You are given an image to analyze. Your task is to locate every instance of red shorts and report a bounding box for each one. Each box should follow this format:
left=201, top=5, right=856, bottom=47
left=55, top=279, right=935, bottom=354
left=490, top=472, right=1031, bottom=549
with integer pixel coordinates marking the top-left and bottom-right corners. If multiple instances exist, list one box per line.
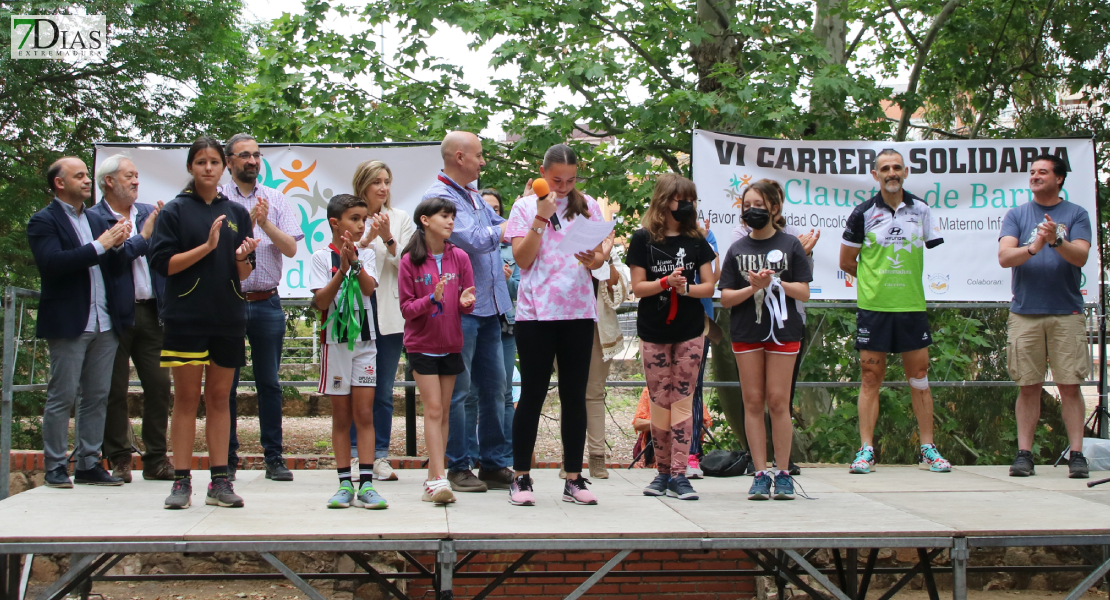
left=732, top=340, right=801, bottom=355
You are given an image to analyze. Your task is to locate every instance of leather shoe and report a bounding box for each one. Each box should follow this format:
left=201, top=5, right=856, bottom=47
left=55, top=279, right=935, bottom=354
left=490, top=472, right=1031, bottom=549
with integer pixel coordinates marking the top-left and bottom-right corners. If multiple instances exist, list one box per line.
left=265, top=460, right=294, bottom=481
left=74, top=464, right=124, bottom=486
left=45, top=466, right=73, bottom=488
left=143, top=461, right=176, bottom=481
left=112, top=459, right=133, bottom=483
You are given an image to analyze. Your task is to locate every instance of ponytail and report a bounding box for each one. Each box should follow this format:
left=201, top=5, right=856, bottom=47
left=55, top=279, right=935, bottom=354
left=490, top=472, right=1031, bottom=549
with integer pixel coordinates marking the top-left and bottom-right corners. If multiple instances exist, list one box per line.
left=404, top=196, right=458, bottom=266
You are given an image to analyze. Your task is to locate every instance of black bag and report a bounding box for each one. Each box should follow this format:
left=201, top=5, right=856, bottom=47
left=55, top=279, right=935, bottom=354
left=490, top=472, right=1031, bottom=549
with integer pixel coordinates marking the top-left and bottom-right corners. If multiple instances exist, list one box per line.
left=701, top=449, right=751, bottom=477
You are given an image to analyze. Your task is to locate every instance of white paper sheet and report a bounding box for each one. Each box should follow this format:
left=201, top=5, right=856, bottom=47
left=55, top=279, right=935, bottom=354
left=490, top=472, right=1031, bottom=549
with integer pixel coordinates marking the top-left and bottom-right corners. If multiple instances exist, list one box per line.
left=555, top=218, right=616, bottom=255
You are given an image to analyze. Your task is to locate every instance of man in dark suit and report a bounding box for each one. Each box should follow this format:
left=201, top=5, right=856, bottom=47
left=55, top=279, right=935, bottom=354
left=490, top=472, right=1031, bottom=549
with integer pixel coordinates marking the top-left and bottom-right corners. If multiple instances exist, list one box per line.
left=27, top=156, right=131, bottom=488
left=90, top=153, right=174, bottom=483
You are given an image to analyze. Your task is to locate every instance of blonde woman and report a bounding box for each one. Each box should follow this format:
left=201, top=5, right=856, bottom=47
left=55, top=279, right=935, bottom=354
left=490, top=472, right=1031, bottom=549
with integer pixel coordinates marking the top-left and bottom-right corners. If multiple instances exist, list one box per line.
left=353, top=160, right=415, bottom=481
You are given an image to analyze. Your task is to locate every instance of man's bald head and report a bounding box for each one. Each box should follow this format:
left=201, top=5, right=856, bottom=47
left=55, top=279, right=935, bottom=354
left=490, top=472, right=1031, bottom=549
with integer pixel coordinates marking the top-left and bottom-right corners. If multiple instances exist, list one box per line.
left=440, top=131, right=486, bottom=184
left=46, top=157, right=93, bottom=203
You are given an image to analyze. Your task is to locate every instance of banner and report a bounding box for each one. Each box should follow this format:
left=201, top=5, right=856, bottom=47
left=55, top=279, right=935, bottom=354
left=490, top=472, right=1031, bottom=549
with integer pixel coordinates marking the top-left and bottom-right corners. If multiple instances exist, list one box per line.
left=93, top=143, right=443, bottom=298
left=691, top=130, right=1100, bottom=302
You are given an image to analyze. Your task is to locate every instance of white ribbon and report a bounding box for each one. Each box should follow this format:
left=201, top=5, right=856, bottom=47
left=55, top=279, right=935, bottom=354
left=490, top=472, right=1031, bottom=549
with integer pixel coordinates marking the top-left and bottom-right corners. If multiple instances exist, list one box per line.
left=761, top=277, right=788, bottom=345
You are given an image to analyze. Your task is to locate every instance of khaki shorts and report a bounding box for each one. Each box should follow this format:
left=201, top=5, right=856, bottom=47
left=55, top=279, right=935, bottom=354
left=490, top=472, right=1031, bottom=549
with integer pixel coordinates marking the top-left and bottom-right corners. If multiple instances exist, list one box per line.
left=1006, top=313, right=1090, bottom=387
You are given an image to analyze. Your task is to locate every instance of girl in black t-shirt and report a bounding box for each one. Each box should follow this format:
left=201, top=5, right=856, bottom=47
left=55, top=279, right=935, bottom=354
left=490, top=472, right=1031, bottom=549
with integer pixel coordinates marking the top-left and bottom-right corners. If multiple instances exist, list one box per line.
left=626, top=174, right=716, bottom=501
left=718, top=179, right=811, bottom=501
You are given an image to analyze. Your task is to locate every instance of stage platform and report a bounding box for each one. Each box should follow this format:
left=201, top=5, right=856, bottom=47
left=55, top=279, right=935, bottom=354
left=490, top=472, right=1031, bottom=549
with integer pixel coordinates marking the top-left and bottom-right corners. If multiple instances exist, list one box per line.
left=4, top=466, right=1110, bottom=600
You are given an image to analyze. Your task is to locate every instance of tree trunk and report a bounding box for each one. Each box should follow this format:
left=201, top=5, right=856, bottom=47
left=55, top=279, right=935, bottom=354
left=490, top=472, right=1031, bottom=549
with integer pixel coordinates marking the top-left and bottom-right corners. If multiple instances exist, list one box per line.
left=813, top=0, right=848, bottom=66
left=690, top=0, right=735, bottom=95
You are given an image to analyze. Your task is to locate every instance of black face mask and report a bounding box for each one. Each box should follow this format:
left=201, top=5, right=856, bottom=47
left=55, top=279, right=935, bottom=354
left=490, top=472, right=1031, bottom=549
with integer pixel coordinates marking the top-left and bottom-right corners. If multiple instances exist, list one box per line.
left=742, top=207, right=771, bottom=230
left=671, top=201, right=696, bottom=223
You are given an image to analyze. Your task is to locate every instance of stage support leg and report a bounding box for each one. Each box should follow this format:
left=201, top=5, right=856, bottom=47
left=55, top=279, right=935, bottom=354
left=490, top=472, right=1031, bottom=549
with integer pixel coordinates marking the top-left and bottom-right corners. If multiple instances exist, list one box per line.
left=259, top=552, right=326, bottom=600
left=346, top=552, right=412, bottom=600
left=1064, top=553, right=1110, bottom=600
left=847, top=549, right=858, bottom=598
left=951, top=538, right=968, bottom=600
left=436, top=540, right=456, bottom=600
left=1, top=554, right=15, bottom=600
left=565, top=549, right=631, bottom=600
left=859, top=548, right=879, bottom=600
left=33, top=553, right=111, bottom=600
left=471, top=550, right=536, bottom=600
left=783, top=549, right=852, bottom=600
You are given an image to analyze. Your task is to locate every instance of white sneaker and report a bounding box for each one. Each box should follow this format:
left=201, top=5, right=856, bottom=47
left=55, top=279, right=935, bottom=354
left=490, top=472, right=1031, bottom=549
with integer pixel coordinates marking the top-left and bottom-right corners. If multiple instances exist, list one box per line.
left=422, top=477, right=455, bottom=504
left=374, top=458, right=398, bottom=481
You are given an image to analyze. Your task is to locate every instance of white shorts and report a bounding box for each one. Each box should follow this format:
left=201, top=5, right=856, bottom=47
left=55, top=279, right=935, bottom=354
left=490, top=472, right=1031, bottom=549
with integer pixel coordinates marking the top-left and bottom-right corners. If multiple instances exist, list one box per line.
left=318, top=339, right=377, bottom=396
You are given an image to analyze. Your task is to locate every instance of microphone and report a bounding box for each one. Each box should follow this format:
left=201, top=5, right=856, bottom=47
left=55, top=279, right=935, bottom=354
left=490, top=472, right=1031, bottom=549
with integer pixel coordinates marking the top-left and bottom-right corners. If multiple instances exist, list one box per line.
left=532, top=179, right=561, bottom=230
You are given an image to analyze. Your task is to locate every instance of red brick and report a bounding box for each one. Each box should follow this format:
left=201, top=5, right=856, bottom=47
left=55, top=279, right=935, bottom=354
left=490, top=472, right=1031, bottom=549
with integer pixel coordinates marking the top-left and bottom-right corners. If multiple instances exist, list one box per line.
left=664, top=561, right=697, bottom=570
left=658, top=582, right=698, bottom=593
left=675, top=594, right=716, bottom=600
left=10, top=452, right=23, bottom=471
left=556, top=563, right=585, bottom=571
left=697, top=581, right=740, bottom=592
left=698, top=561, right=738, bottom=570
left=589, top=583, right=620, bottom=594
left=620, top=583, right=658, bottom=593
left=535, top=552, right=564, bottom=563
left=565, top=552, right=606, bottom=562
left=585, top=562, right=607, bottom=571
left=622, top=562, right=661, bottom=571
left=503, top=585, right=533, bottom=595
left=542, top=584, right=579, bottom=594
left=36, top=453, right=46, bottom=470
left=642, top=551, right=680, bottom=561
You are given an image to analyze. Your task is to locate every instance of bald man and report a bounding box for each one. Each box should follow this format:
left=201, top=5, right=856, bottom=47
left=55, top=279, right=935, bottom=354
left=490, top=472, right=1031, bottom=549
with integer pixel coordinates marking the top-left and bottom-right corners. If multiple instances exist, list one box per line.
left=28, top=157, right=132, bottom=488
left=421, top=132, right=513, bottom=493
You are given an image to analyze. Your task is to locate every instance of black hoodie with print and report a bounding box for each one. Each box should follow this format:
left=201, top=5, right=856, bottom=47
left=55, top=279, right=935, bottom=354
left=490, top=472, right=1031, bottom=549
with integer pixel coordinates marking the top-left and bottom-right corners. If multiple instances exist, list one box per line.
left=149, top=189, right=251, bottom=336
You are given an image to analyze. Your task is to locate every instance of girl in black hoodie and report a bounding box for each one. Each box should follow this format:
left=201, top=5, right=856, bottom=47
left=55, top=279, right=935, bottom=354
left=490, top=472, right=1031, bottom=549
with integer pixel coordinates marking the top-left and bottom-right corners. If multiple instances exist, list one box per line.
left=149, top=136, right=258, bottom=510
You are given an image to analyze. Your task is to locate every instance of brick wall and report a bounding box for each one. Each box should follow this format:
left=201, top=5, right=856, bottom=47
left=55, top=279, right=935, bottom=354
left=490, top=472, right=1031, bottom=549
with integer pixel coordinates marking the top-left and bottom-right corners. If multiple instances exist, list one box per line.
left=404, top=550, right=757, bottom=600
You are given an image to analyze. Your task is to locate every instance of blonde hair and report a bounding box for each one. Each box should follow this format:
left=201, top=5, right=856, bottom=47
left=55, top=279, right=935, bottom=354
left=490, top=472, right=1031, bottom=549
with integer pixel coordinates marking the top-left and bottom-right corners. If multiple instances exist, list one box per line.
left=643, top=173, right=700, bottom=243
left=352, top=160, right=393, bottom=209
left=740, top=179, right=786, bottom=230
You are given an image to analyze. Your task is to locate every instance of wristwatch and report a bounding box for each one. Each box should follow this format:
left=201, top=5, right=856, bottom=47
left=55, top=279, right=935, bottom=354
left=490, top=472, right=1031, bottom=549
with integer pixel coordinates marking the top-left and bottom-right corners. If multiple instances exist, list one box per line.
left=1049, top=237, right=1064, bottom=248
left=529, top=226, right=544, bottom=236
left=384, top=238, right=396, bottom=247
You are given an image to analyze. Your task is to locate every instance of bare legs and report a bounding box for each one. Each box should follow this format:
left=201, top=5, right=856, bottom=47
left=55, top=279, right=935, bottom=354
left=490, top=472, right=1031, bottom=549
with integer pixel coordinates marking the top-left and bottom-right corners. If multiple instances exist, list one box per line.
left=735, top=350, right=796, bottom=471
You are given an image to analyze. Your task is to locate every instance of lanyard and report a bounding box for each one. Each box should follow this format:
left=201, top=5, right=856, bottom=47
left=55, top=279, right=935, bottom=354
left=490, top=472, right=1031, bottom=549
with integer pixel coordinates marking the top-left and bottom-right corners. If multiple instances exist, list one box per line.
left=437, top=174, right=481, bottom=210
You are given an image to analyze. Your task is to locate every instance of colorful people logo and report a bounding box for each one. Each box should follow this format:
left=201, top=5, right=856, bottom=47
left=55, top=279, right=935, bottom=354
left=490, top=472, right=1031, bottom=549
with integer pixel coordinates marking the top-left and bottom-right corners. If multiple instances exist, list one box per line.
left=261, top=158, right=287, bottom=190
left=281, top=159, right=317, bottom=194
left=292, top=182, right=333, bottom=253
left=726, top=174, right=752, bottom=209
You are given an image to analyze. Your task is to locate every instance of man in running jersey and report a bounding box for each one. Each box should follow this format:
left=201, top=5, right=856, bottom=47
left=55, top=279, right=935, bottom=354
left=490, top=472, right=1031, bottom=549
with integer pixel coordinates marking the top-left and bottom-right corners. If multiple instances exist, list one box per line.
left=839, top=149, right=951, bottom=474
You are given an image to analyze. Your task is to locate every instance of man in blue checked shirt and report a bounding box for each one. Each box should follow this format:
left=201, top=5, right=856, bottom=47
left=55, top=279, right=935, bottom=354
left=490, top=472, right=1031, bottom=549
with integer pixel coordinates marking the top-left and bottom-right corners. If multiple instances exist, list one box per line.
left=421, top=131, right=514, bottom=493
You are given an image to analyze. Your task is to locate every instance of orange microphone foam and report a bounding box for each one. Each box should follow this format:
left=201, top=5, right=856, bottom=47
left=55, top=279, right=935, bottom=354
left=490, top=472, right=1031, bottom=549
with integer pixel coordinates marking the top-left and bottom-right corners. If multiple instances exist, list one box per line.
left=532, top=178, right=550, bottom=198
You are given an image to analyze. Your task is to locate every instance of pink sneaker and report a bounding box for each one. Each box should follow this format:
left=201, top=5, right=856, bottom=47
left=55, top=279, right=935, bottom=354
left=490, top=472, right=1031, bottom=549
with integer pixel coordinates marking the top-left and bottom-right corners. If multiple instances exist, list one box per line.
left=509, top=474, right=535, bottom=506
left=562, top=476, right=598, bottom=505
left=687, top=455, right=703, bottom=479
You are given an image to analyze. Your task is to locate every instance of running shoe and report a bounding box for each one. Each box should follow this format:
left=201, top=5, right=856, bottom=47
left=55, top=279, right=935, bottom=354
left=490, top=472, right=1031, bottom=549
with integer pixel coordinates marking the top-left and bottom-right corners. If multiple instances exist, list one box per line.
left=328, top=481, right=355, bottom=508
left=374, top=458, right=398, bottom=481
left=849, top=446, right=876, bottom=474
left=643, top=473, right=669, bottom=496
left=920, top=444, right=952, bottom=472
left=353, top=482, right=388, bottom=509
left=206, top=478, right=244, bottom=508
left=423, top=477, right=456, bottom=504
left=509, top=474, right=535, bottom=506
left=748, top=471, right=773, bottom=500
left=1069, top=451, right=1090, bottom=479
left=773, top=471, right=795, bottom=500
left=687, top=455, right=703, bottom=479
left=563, top=476, right=598, bottom=505
left=666, top=474, right=699, bottom=500
left=1009, top=449, right=1035, bottom=477
left=164, top=478, right=192, bottom=510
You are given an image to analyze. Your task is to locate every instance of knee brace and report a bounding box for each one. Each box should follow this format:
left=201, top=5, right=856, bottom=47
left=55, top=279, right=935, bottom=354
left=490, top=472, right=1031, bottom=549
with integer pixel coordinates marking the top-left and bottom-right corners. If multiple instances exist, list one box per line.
left=909, top=375, right=930, bottom=390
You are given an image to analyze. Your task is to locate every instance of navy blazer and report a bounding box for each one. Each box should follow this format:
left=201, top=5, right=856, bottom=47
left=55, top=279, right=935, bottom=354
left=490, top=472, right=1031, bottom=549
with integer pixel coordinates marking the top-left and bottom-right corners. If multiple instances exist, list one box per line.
left=27, top=199, right=126, bottom=339
left=88, top=200, right=167, bottom=322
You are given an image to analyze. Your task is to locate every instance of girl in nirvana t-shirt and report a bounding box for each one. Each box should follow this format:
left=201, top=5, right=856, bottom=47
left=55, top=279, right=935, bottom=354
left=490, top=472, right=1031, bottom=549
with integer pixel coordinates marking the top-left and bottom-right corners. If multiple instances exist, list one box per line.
left=719, top=179, right=811, bottom=501
left=625, top=173, right=716, bottom=501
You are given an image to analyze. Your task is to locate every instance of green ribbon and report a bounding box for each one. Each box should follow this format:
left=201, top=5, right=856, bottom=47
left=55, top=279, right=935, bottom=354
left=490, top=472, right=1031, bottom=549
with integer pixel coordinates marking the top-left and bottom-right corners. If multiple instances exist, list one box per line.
left=322, top=270, right=365, bottom=351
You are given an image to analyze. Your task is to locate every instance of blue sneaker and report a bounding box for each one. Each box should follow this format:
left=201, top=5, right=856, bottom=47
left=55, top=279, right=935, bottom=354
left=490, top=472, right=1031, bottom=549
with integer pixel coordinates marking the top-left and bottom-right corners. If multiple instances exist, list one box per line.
left=849, top=446, right=876, bottom=474
left=748, top=471, right=772, bottom=500
left=643, top=473, right=669, bottom=496
left=328, top=481, right=355, bottom=508
left=773, top=471, right=795, bottom=500
left=667, top=474, right=699, bottom=500
left=352, top=482, right=388, bottom=510
left=920, top=444, right=952, bottom=472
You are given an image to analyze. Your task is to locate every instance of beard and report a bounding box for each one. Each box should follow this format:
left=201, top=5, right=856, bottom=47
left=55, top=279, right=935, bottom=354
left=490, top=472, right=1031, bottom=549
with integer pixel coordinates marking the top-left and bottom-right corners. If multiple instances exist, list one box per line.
left=882, top=178, right=903, bottom=194
left=235, top=166, right=259, bottom=183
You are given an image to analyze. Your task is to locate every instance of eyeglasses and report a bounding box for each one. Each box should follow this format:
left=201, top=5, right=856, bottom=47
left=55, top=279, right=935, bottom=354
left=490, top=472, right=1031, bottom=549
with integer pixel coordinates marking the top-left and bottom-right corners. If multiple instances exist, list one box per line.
left=233, top=152, right=263, bottom=160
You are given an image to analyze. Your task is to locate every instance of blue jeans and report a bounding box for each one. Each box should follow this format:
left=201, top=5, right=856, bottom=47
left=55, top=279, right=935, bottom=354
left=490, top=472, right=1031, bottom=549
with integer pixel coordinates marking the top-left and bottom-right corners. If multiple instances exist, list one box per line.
left=464, top=329, right=517, bottom=467
left=229, top=295, right=286, bottom=466
left=348, top=332, right=404, bottom=459
left=446, top=314, right=508, bottom=472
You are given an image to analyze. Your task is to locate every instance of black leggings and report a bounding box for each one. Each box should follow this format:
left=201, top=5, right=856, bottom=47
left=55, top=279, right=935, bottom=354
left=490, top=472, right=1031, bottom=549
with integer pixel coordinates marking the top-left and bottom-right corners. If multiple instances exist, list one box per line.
left=513, top=319, right=595, bottom=473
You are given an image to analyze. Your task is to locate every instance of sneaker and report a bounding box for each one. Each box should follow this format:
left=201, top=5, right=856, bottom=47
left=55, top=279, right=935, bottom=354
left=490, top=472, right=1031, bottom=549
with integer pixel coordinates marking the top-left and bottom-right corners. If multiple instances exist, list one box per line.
left=448, top=469, right=488, bottom=492
left=478, top=467, right=514, bottom=490
left=667, top=474, right=699, bottom=500
left=74, top=464, right=124, bottom=486
left=589, top=455, right=609, bottom=479
left=353, top=482, right=388, bottom=509
left=422, top=477, right=456, bottom=504
left=558, top=467, right=567, bottom=479
left=112, top=460, right=133, bottom=483
left=920, top=444, right=952, bottom=472
left=1009, top=449, right=1035, bottom=477
left=773, top=471, right=795, bottom=500
left=44, top=466, right=73, bottom=489
left=143, top=461, right=176, bottom=481
left=686, top=455, right=703, bottom=479
left=265, top=460, right=294, bottom=481
left=509, top=474, right=536, bottom=506
left=748, top=471, right=773, bottom=500
left=374, top=458, right=398, bottom=481
left=206, top=478, right=245, bottom=508
left=643, top=473, right=670, bottom=496
left=562, top=476, right=598, bottom=505
left=849, top=446, right=876, bottom=474
left=328, top=481, right=356, bottom=508
left=1069, top=451, right=1090, bottom=479
left=164, top=478, right=192, bottom=510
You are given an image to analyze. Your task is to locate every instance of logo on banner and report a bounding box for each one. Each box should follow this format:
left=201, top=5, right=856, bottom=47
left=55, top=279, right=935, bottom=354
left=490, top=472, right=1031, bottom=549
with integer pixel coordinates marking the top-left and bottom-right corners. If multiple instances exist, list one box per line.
left=928, top=273, right=949, bottom=294
left=282, top=160, right=318, bottom=193
left=837, top=271, right=855, bottom=287
left=11, top=15, right=106, bottom=60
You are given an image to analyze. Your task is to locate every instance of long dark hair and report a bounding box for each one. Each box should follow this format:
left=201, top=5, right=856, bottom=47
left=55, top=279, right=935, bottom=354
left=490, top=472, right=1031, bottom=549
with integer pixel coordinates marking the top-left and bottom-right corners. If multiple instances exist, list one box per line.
left=184, top=136, right=226, bottom=192
left=542, top=144, right=590, bottom=220
left=403, top=196, right=458, bottom=266
left=644, top=173, right=701, bottom=242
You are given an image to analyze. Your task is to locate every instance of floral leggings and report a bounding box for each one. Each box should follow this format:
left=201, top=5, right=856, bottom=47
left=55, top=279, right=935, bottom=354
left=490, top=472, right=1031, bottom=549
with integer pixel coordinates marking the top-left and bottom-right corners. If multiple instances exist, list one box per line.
left=640, top=337, right=704, bottom=476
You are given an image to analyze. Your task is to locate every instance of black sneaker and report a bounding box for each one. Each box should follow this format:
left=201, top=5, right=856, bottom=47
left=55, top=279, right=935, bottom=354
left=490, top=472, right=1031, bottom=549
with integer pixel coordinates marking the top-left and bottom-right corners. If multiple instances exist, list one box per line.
left=74, top=464, right=124, bottom=486
left=478, top=467, right=514, bottom=490
left=666, top=474, right=699, bottom=500
left=265, top=460, right=293, bottom=481
left=643, top=473, right=669, bottom=496
left=164, top=478, right=192, bottom=510
left=44, top=466, right=73, bottom=488
left=206, top=478, right=245, bottom=507
left=1009, top=449, right=1035, bottom=477
left=1069, top=451, right=1090, bottom=479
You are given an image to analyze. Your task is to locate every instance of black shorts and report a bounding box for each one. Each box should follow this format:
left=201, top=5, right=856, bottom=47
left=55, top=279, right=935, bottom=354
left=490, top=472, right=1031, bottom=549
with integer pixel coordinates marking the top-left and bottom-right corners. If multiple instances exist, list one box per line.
left=408, top=352, right=465, bottom=376
left=855, top=309, right=932, bottom=354
left=161, top=332, right=246, bottom=369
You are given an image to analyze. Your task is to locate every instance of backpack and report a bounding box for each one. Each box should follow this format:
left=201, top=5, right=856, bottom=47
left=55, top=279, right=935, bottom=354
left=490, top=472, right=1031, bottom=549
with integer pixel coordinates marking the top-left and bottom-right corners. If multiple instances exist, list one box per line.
left=701, top=449, right=752, bottom=477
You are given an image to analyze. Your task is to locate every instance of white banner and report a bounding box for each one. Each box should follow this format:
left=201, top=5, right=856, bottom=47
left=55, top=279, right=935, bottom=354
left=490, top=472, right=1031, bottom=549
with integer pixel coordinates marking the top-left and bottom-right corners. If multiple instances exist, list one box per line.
left=93, top=143, right=443, bottom=298
left=691, top=130, right=1100, bottom=302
